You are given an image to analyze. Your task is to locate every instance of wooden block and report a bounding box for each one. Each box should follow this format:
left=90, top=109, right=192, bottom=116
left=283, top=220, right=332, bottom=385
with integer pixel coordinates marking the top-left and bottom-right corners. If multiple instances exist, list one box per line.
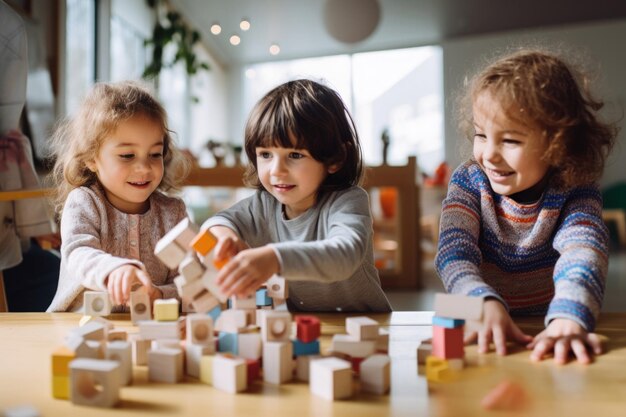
left=107, top=329, right=127, bottom=342
left=131, top=338, right=151, bottom=366
left=148, top=348, right=184, bottom=383
left=190, top=229, right=217, bottom=256
left=481, top=379, right=528, bottom=411
left=376, top=328, right=389, bottom=352
left=310, top=357, right=353, bottom=401
left=292, top=339, right=320, bottom=356
left=432, top=325, right=464, bottom=359
left=346, top=316, right=379, bottom=341
left=434, top=293, right=483, bottom=321
left=190, top=290, right=220, bottom=314
left=215, top=309, right=248, bottom=333
left=83, top=291, right=111, bottom=317
left=360, top=354, right=391, bottom=394
left=199, top=355, right=214, bottom=385
left=186, top=344, right=214, bottom=378
left=330, top=334, right=376, bottom=358
left=212, top=257, right=229, bottom=270
left=78, top=315, right=113, bottom=330
left=154, top=236, right=187, bottom=269
left=151, top=339, right=182, bottom=350
left=417, top=341, right=432, bottom=365
left=105, top=341, right=133, bottom=386
left=432, top=315, right=465, bottom=328
left=169, top=217, right=200, bottom=248
left=230, top=294, right=256, bottom=310
left=51, top=374, right=70, bottom=399
left=245, top=358, right=261, bottom=385
left=261, top=311, right=292, bottom=342
left=266, top=275, right=288, bottom=299
left=238, top=332, right=262, bottom=360
left=52, top=346, right=75, bottom=376
left=212, top=354, right=248, bottom=393
left=263, top=341, right=293, bottom=385
left=130, top=291, right=151, bottom=324
left=296, top=354, right=321, bottom=382
left=153, top=298, right=180, bottom=321
left=255, top=288, right=272, bottom=306
left=187, top=314, right=214, bottom=346
left=138, top=317, right=184, bottom=340
left=69, top=358, right=121, bottom=407
left=218, top=332, right=238, bottom=355
left=296, top=315, right=321, bottom=343
left=200, top=268, right=228, bottom=303
left=65, top=334, right=101, bottom=359
left=69, top=321, right=105, bottom=341
left=425, top=356, right=458, bottom=382
left=179, top=254, right=205, bottom=282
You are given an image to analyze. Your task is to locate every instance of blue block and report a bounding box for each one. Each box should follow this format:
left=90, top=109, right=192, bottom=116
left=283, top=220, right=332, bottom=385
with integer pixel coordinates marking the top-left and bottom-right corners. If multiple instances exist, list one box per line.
left=256, top=289, right=272, bottom=306
left=292, top=339, right=320, bottom=356
left=432, top=316, right=465, bottom=328
left=218, top=332, right=238, bottom=355
left=207, top=305, right=222, bottom=323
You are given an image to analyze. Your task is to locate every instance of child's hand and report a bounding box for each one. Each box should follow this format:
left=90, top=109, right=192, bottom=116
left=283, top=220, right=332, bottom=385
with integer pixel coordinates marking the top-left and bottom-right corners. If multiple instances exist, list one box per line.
left=216, top=246, right=280, bottom=298
left=527, top=319, right=603, bottom=364
left=210, top=226, right=249, bottom=261
left=106, top=265, right=161, bottom=305
left=465, top=299, right=533, bottom=355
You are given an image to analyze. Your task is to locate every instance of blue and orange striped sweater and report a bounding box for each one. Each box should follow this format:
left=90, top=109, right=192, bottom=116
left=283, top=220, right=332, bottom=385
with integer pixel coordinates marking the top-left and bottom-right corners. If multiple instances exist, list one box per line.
left=435, top=161, right=609, bottom=331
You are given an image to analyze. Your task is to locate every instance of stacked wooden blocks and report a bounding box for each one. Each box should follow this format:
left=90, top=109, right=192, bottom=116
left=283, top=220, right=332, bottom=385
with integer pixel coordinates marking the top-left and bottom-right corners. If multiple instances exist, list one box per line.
left=422, top=293, right=484, bottom=382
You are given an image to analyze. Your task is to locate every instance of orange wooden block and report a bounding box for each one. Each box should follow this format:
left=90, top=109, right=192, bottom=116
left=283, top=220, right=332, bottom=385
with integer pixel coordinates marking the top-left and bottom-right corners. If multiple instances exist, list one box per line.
left=213, top=257, right=229, bottom=270
left=481, top=379, right=528, bottom=410
left=432, top=325, right=464, bottom=359
left=191, top=229, right=217, bottom=256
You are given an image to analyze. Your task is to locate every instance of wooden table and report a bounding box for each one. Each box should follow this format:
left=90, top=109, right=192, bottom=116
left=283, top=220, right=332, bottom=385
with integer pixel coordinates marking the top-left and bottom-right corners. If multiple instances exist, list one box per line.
left=0, top=312, right=624, bottom=416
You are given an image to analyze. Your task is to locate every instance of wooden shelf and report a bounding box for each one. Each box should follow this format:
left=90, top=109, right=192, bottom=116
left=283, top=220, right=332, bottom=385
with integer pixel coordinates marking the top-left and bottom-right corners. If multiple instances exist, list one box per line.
left=185, top=156, right=421, bottom=290
left=0, top=188, right=53, bottom=201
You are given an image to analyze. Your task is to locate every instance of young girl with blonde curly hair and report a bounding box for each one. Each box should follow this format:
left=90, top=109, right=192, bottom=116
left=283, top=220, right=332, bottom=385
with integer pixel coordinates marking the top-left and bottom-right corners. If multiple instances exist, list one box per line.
left=47, top=81, right=190, bottom=312
left=436, top=48, right=617, bottom=364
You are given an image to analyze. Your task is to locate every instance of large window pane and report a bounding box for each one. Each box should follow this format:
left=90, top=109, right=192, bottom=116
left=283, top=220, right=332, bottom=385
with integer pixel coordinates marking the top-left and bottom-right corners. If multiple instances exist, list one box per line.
left=65, top=0, right=95, bottom=115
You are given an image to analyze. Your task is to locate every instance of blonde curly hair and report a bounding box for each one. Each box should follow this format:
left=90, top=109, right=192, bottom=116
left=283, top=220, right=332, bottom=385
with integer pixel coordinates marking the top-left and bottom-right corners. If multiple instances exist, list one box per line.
left=48, top=81, right=189, bottom=215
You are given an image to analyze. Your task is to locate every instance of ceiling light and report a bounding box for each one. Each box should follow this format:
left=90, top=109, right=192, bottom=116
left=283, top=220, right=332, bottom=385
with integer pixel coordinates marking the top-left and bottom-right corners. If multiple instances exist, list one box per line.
left=229, top=35, right=241, bottom=46
left=210, top=23, right=221, bottom=35
left=240, top=19, right=251, bottom=31
left=269, top=44, right=280, bottom=55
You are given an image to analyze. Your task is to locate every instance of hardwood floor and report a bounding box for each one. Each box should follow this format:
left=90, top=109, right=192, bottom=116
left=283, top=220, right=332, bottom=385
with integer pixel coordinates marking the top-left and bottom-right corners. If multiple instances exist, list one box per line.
left=386, top=249, right=626, bottom=313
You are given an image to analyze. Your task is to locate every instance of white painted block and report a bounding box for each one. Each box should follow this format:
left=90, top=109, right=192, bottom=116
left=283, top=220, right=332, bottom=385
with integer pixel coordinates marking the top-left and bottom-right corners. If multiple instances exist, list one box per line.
left=346, top=316, right=379, bottom=341
left=148, top=348, right=184, bottom=383
left=330, top=334, right=376, bottom=358
left=296, top=354, right=322, bottom=382
left=360, top=354, right=390, bottom=395
left=237, top=332, right=262, bottom=360
left=186, top=344, right=214, bottom=378
left=154, top=237, right=186, bottom=270
left=69, top=358, right=121, bottom=407
left=310, top=357, right=353, bottom=401
left=83, top=291, right=111, bottom=316
left=266, top=275, right=288, bottom=299
left=262, top=341, right=293, bottom=385
left=212, top=355, right=247, bottom=393
left=105, top=341, right=132, bottom=385
left=187, top=314, right=214, bottom=346
left=261, top=311, right=292, bottom=342
left=130, top=291, right=151, bottom=324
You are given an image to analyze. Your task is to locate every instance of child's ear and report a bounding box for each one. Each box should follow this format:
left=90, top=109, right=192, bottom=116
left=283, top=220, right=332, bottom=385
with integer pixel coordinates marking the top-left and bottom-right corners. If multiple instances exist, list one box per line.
left=327, top=163, right=341, bottom=174
left=86, top=159, right=97, bottom=173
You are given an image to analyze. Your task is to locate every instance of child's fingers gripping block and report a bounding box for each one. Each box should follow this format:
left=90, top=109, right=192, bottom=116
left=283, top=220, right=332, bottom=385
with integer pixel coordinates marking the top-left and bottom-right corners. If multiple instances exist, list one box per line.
left=213, top=257, right=229, bottom=270
left=191, top=229, right=218, bottom=256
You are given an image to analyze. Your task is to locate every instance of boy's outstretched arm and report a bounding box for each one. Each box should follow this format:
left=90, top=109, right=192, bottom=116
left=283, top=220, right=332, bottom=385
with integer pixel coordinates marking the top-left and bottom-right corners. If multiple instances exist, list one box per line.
left=215, top=245, right=280, bottom=298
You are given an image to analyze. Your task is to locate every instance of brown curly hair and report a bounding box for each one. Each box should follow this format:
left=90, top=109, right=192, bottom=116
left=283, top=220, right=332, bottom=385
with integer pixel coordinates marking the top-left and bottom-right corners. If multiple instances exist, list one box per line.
left=458, top=48, right=618, bottom=188
left=48, top=81, right=189, bottom=215
left=243, top=79, right=363, bottom=194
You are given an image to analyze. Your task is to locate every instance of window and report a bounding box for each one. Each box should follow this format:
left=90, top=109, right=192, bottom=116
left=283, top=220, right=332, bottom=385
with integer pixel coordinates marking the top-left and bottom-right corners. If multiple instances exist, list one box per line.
left=241, top=46, right=443, bottom=174
left=64, top=0, right=95, bottom=115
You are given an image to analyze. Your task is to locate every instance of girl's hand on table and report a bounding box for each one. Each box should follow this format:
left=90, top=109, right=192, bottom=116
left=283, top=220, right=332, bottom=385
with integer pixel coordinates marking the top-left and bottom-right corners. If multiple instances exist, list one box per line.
left=527, top=318, right=603, bottom=364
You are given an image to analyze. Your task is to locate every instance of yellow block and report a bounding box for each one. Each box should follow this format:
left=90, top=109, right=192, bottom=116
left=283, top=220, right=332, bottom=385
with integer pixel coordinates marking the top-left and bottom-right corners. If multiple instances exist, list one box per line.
left=52, top=374, right=70, bottom=399
left=425, top=355, right=458, bottom=382
left=199, top=355, right=214, bottom=385
left=51, top=346, right=75, bottom=376
left=191, top=229, right=217, bottom=256
left=154, top=298, right=180, bottom=321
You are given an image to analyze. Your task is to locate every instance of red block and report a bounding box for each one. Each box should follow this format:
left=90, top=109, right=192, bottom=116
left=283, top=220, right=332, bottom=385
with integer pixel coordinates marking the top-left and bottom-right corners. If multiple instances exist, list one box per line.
left=351, top=357, right=365, bottom=375
left=296, top=315, right=321, bottom=343
left=432, top=325, right=464, bottom=359
left=246, top=358, right=260, bottom=385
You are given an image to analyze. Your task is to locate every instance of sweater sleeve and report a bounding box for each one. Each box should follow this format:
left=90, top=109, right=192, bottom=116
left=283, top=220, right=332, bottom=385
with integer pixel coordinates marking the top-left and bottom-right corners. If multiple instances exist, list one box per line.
left=435, top=164, right=506, bottom=305
left=273, top=188, right=372, bottom=283
left=61, top=189, right=143, bottom=292
left=547, top=186, right=609, bottom=331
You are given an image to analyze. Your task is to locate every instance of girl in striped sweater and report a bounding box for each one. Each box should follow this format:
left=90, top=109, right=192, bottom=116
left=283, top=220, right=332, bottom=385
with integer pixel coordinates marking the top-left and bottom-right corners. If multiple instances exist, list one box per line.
left=435, top=48, right=617, bottom=364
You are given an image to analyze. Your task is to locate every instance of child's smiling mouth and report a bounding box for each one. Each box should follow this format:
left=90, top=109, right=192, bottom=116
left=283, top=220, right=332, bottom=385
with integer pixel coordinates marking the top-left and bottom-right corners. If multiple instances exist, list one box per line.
left=128, top=180, right=151, bottom=188
left=273, top=184, right=295, bottom=192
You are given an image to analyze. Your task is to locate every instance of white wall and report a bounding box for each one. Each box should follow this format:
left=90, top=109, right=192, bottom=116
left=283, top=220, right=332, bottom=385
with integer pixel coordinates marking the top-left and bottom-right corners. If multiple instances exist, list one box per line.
left=442, top=19, right=626, bottom=188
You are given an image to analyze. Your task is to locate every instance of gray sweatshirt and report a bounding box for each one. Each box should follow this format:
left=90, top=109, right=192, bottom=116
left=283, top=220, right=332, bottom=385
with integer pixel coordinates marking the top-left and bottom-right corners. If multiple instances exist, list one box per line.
left=203, top=186, right=392, bottom=313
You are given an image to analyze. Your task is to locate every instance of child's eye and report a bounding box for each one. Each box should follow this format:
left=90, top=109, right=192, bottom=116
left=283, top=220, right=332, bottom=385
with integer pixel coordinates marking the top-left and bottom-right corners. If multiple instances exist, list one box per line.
left=150, top=152, right=163, bottom=159
left=119, top=154, right=134, bottom=160
left=289, top=152, right=304, bottom=159
left=473, top=133, right=486, bottom=141
left=503, top=139, right=521, bottom=145
left=257, top=151, right=271, bottom=159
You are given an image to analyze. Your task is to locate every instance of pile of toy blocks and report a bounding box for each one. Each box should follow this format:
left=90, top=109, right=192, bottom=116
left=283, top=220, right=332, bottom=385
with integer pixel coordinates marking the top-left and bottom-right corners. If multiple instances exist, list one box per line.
left=50, top=218, right=392, bottom=408
left=418, top=293, right=483, bottom=382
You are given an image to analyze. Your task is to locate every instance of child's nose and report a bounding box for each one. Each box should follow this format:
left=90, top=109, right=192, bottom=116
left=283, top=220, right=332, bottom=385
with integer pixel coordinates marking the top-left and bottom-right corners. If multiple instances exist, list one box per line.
left=483, top=140, right=501, bottom=162
left=134, top=158, right=151, bottom=173
left=270, top=158, right=287, bottom=175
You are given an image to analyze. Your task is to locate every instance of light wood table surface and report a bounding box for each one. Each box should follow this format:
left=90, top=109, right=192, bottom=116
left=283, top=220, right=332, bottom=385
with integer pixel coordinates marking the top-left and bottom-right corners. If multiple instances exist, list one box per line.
left=0, top=312, right=624, bottom=416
